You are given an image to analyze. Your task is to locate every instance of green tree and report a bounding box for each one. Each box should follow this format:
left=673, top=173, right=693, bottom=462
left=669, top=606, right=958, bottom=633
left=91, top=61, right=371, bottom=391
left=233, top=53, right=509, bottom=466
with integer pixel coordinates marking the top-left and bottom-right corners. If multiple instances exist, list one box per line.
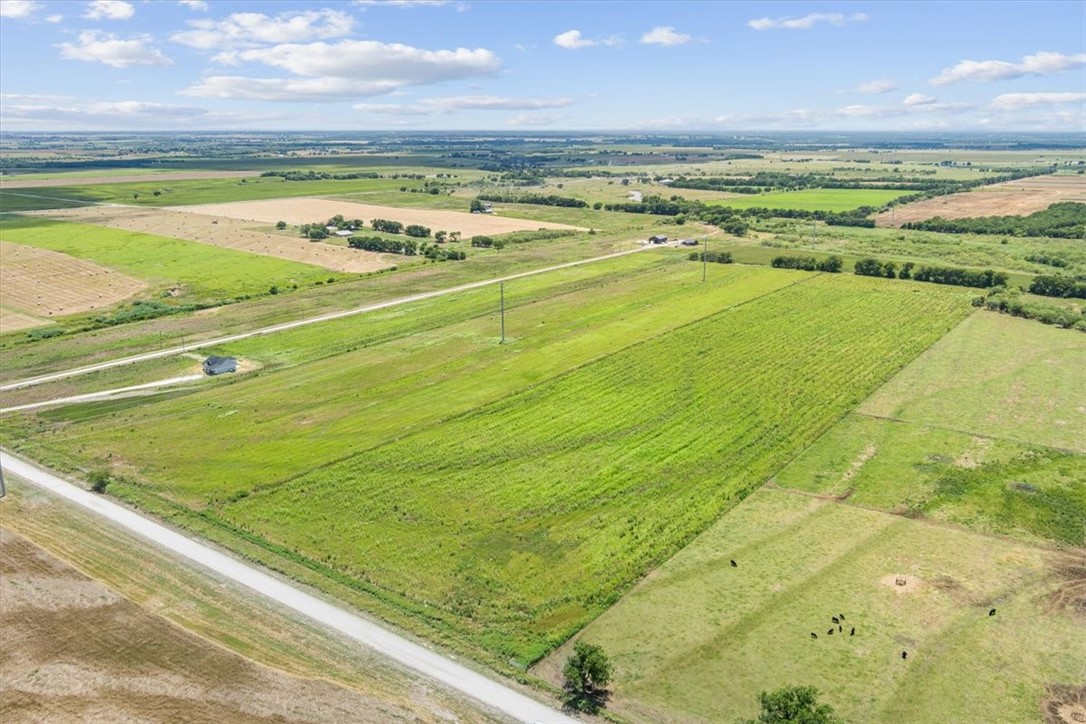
left=743, top=686, right=842, bottom=724
left=562, top=642, right=612, bottom=714
left=470, top=198, right=485, bottom=212
left=276, top=220, right=287, bottom=230
left=88, top=470, right=111, bottom=494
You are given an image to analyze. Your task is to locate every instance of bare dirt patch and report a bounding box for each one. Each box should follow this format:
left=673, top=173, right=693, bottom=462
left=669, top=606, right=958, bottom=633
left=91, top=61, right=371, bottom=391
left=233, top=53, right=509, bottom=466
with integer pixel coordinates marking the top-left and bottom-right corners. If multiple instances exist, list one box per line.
left=1041, top=551, right=1086, bottom=621
left=36, top=206, right=389, bottom=274
left=880, top=573, right=922, bottom=594
left=0, top=528, right=460, bottom=723
left=0, top=170, right=262, bottom=189
left=177, top=197, right=584, bottom=238
left=0, top=240, right=146, bottom=325
left=875, top=175, right=1086, bottom=227
left=1043, top=684, right=1086, bottom=724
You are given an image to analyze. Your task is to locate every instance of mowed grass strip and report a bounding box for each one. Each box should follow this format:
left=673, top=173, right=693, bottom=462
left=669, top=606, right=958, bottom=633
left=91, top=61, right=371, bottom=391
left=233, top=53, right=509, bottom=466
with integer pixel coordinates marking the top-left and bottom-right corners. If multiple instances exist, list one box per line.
left=0, top=216, right=340, bottom=302
left=16, top=258, right=798, bottom=502
left=858, top=312, right=1086, bottom=452
left=548, top=487, right=1083, bottom=723
left=217, top=274, right=971, bottom=663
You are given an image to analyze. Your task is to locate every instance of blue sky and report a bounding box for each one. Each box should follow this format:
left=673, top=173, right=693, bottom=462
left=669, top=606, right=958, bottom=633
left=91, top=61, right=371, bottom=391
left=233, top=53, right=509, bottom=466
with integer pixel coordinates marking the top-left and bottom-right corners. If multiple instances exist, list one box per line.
left=1, top=0, right=1083, bottom=131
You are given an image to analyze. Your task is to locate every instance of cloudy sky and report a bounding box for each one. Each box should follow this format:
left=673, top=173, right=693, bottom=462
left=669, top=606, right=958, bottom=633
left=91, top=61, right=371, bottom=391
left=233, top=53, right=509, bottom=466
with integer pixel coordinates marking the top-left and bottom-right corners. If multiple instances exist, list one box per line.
left=0, top=0, right=1083, bottom=132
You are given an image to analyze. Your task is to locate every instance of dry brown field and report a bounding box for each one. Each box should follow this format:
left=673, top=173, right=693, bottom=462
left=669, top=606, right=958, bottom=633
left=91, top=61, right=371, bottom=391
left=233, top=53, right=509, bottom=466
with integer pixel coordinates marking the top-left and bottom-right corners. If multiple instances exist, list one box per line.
left=0, top=528, right=492, bottom=724
left=0, top=308, right=49, bottom=334
left=176, top=197, right=584, bottom=237
left=875, top=174, right=1086, bottom=227
left=38, top=206, right=390, bottom=273
left=0, top=241, right=145, bottom=331
left=0, top=170, right=262, bottom=189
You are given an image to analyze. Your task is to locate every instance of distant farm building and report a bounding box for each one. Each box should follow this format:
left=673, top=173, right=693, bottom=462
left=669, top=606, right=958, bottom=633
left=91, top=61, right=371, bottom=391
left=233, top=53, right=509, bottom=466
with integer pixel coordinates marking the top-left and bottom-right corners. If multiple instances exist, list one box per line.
left=203, top=355, right=237, bottom=376
left=482, top=203, right=494, bottom=213
left=334, top=229, right=353, bottom=237
left=680, top=238, right=699, bottom=246
left=649, top=234, right=669, bottom=244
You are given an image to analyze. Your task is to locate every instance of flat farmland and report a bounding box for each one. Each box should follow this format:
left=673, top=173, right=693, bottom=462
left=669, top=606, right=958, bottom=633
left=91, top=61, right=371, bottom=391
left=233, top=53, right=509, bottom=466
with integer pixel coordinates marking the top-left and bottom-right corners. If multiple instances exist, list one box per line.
left=1, top=265, right=972, bottom=664
left=174, top=197, right=585, bottom=237
left=0, top=241, right=145, bottom=329
left=538, top=487, right=1085, bottom=723
left=39, top=205, right=390, bottom=274
left=0, top=217, right=344, bottom=304
left=0, top=170, right=263, bottom=188
left=875, top=174, right=1086, bottom=226
left=704, top=188, right=908, bottom=212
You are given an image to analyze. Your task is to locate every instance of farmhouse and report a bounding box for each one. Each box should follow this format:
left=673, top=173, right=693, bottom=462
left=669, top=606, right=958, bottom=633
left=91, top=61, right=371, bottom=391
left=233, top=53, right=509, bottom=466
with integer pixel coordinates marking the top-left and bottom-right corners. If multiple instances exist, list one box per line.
left=203, top=355, right=237, bottom=376
left=680, top=238, right=699, bottom=246
left=649, top=234, right=669, bottom=244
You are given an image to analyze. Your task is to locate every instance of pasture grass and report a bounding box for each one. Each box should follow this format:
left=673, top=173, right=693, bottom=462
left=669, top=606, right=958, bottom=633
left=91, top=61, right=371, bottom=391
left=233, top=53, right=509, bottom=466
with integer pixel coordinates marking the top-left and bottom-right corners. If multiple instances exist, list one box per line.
left=858, top=312, right=1086, bottom=452
left=0, top=216, right=342, bottom=303
left=701, top=188, right=914, bottom=212
left=544, top=487, right=1085, bottom=723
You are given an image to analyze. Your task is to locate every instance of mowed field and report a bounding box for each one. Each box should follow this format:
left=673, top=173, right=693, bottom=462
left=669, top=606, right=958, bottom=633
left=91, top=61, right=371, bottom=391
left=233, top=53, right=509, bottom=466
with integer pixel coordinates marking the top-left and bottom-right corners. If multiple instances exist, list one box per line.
left=0, top=508, right=500, bottom=724
left=2, top=259, right=973, bottom=665
left=0, top=170, right=264, bottom=188
left=702, top=188, right=909, bottom=212
left=0, top=241, right=145, bottom=332
left=176, top=197, right=584, bottom=236
left=541, top=310, right=1085, bottom=723
left=875, top=174, right=1086, bottom=226
left=40, top=205, right=390, bottom=274
left=0, top=216, right=345, bottom=305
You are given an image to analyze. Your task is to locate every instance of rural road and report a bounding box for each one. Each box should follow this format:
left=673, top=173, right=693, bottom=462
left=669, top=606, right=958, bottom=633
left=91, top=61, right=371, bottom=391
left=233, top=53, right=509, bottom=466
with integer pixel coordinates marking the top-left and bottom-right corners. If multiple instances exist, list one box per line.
left=2, top=241, right=671, bottom=392
left=0, top=451, right=578, bottom=724
left=0, top=374, right=204, bottom=414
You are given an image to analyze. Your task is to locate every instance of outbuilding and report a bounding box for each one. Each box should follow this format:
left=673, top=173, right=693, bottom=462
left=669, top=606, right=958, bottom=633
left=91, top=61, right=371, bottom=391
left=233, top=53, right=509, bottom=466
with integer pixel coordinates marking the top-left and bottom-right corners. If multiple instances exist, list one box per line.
left=649, top=234, right=669, bottom=244
left=680, top=238, right=699, bottom=246
left=203, top=355, right=237, bottom=376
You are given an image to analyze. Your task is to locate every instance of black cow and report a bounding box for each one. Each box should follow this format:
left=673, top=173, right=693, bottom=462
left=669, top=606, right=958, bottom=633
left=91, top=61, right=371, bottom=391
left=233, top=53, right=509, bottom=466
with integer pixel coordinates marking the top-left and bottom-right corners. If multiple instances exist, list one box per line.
left=730, top=560, right=738, bottom=567
left=811, top=632, right=818, bottom=639
left=989, top=608, right=996, bottom=616
left=901, top=651, right=908, bottom=660
left=850, top=627, right=855, bottom=636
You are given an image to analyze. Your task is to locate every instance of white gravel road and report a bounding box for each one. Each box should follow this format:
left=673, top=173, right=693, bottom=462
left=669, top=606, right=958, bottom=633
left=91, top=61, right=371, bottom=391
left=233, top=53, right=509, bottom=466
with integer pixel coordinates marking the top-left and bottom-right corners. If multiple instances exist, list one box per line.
left=0, top=452, right=578, bottom=724
left=0, top=374, right=205, bottom=414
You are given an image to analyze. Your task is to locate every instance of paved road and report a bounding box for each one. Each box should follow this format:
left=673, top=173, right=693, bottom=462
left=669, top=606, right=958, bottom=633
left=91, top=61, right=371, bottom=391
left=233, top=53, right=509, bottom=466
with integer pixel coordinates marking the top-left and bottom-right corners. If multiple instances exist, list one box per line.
left=0, top=374, right=205, bottom=414
left=0, top=451, right=577, bottom=724
left=2, top=243, right=664, bottom=392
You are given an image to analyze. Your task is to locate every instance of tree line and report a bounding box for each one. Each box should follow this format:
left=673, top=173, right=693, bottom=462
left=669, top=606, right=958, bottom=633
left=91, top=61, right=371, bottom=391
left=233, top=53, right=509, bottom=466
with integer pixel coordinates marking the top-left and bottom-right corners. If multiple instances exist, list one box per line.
left=854, top=258, right=1008, bottom=287
left=771, top=255, right=844, bottom=272
left=475, top=193, right=588, bottom=208
left=900, top=202, right=1086, bottom=239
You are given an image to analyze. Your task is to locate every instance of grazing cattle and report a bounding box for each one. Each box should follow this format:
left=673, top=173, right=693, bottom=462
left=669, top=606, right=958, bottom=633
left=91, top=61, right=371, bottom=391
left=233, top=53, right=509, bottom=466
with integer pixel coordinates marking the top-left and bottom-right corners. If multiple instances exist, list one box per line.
left=989, top=608, right=997, bottom=616
left=901, top=651, right=908, bottom=660
left=811, top=632, right=818, bottom=639
left=730, top=560, right=738, bottom=567
left=850, top=627, right=855, bottom=636
left=839, top=614, right=845, bottom=620
left=832, top=616, right=839, bottom=624
left=838, top=625, right=843, bottom=632
left=827, top=628, right=834, bottom=636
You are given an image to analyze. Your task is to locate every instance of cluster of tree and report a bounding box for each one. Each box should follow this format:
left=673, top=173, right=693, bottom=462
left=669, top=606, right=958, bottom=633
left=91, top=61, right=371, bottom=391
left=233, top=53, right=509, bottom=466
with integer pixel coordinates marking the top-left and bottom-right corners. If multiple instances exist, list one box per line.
left=371, top=218, right=405, bottom=234
left=975, top=288, right=1086, bottom=331
left=1029, top=274, right=1086, bottom=299
left=603, top=195, right=686, bottom=215
left=1024, top=252, right=1071, bottom=268
left=423, top=245, right=465, bottom=261
left=475, top=193, right=588, bottom=208
left=668, top=169, right=1050, bottom=194
left=404, top=224, right=431, bottom=238
left=771, top=255, right=843, bottom=272
left=433, top=230, right=461, bottom=243
left=689, top=250, right=734, bottom=264
left=855, top=257, right=1007, bottom=287
left=299, top=215, right=362, bottom=239
left=742, top=686, right=843, bottom=724
left=348, top=235, right=418, bottom=255
left=260, top=170, right=381, bottom=181
left=470, top=235, right=507, bottom=249
left=901, top=202, right=1086, bottom=238
left=603, top=195, right=876, bottom=228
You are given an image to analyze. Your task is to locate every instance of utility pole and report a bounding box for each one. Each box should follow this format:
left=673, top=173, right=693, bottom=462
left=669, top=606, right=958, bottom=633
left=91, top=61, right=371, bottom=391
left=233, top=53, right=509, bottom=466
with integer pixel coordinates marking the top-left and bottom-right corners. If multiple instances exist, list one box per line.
left=499, top=282, right=505, bottom=344
left=702, top=240, right=707, bottom=282
left=0, top=459, right=7, bottom=499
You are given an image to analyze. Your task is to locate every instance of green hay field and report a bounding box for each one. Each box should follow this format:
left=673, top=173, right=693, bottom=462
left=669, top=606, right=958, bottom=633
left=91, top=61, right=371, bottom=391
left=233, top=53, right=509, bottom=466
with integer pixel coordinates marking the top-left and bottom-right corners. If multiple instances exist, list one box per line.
left=2, top=265, right=971, bottom=664
left=701, top=188, right=909, bottom=212
left=0, top=216, right=344, bottom=302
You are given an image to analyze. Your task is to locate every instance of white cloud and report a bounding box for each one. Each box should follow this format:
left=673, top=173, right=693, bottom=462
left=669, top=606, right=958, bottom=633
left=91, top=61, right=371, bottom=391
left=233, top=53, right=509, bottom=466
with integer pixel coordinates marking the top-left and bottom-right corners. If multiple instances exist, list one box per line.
left=354, top=95, right=574, bottom=115
left=177, top=0, right=208, bottom=10
left=553, top=29, right=620, bottom=49
left=930, top=51, right=1086, bottom=86
left=2, top=99, right=207, bottom=125
left=82, top=0, right=134, bottom=20
left=182, top=40, right=500, bottom=100
left=507, top=113, right=563, bottom=126
left=836, top=100, right=972, bottom=118
left=0, top=0, right=40, bottom=18
left=171, top=9, right=356, bottom=51
left=989, top=92, right=1086, bottom=111
left=748, top=12, right=867, bottom=31
left=902, top=93, right=936, bottom=106
left=854, top=79, right=898, bottom=94
left=45, top=13, right=62, bottom=22
left=354, top=0, right=459, bottom=6
left=640, top=26, right=691, bottom=46
left=59, top=31, right=172, bottom=68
